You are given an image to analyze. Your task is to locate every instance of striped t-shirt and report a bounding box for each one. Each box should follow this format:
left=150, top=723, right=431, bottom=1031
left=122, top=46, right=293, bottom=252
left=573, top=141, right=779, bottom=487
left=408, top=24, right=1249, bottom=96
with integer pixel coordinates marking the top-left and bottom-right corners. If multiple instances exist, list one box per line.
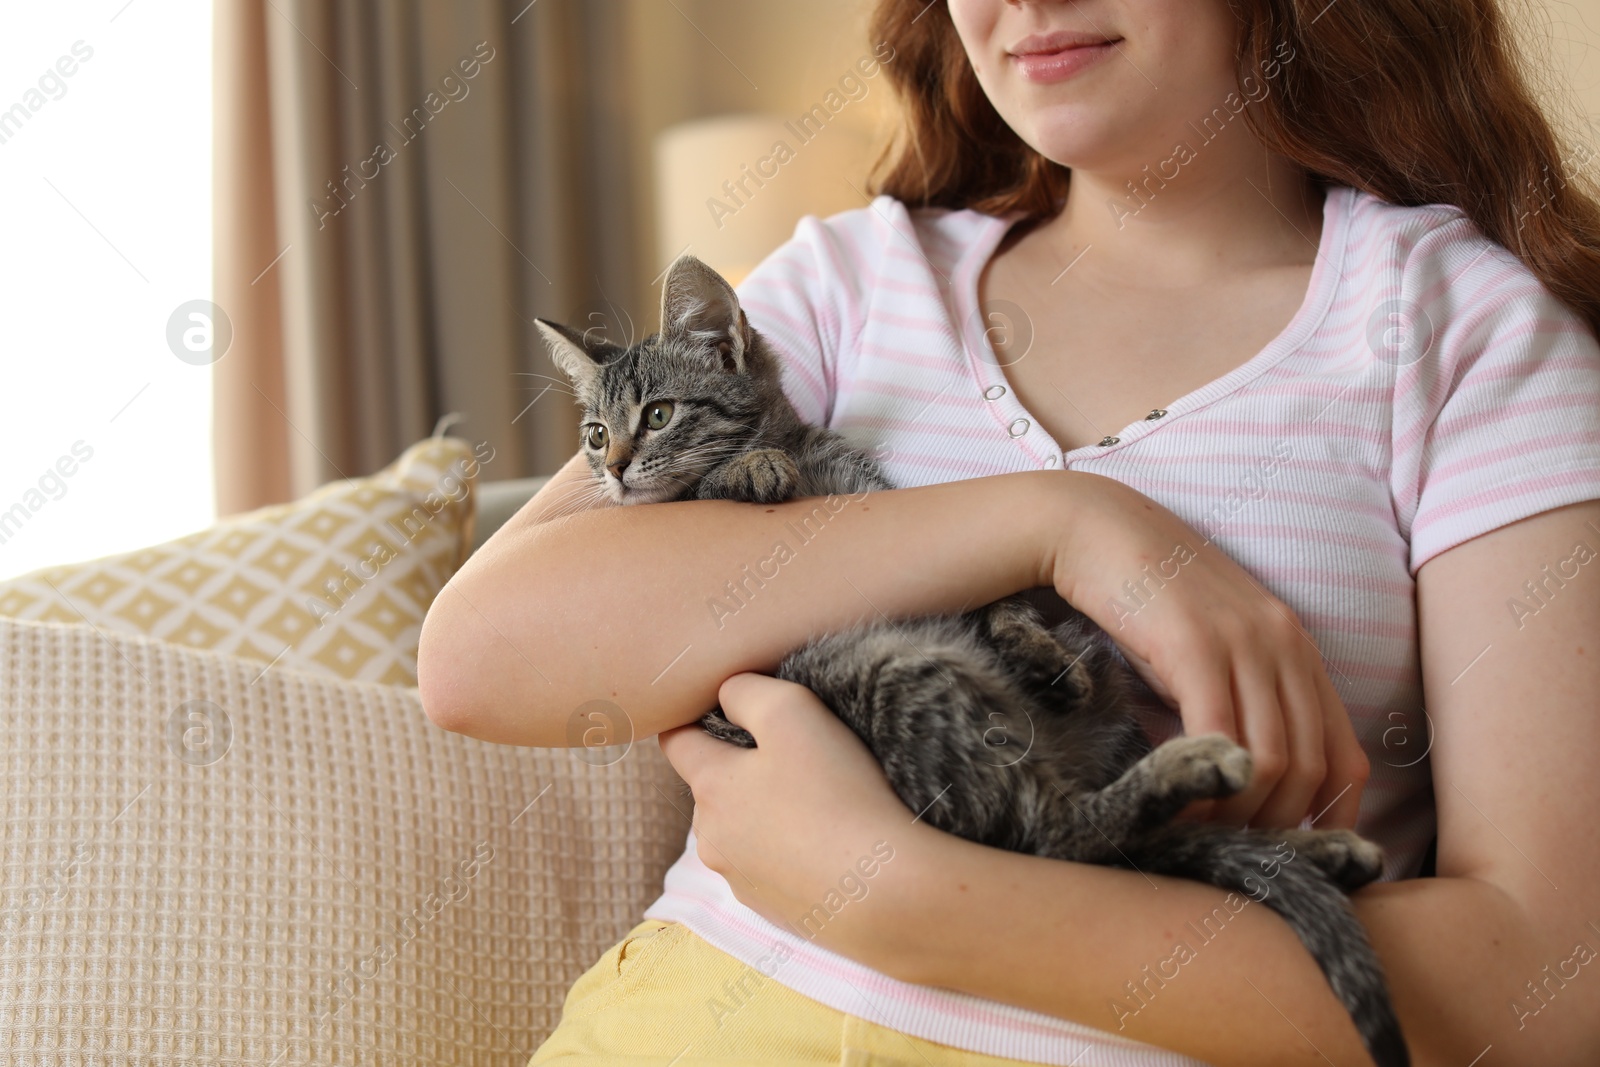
left=642, top=183, right=1600, bottom=1064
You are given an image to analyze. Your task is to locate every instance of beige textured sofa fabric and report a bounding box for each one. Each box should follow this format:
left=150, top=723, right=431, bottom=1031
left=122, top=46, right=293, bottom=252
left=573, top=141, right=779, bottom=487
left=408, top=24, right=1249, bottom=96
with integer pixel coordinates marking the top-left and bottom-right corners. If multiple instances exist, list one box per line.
left=0, top=616, right=686, bottom=1065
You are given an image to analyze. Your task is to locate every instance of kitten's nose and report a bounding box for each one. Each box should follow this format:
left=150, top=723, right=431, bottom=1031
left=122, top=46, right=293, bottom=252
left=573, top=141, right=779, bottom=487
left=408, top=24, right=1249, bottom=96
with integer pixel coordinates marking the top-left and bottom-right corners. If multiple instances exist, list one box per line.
left=607, top=458, right=630, bottom=480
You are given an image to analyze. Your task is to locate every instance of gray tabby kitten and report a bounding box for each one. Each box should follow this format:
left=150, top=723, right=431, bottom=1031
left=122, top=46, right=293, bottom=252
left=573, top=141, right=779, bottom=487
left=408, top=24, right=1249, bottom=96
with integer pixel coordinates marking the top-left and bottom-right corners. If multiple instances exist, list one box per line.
left=538, top=255, right=1409, bottom=1067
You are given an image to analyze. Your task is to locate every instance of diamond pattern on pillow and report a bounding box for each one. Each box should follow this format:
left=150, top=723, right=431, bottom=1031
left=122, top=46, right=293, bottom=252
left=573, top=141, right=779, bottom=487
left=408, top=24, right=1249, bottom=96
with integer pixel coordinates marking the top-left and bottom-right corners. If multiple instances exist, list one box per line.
left=0, top=436, right=483, bottom=687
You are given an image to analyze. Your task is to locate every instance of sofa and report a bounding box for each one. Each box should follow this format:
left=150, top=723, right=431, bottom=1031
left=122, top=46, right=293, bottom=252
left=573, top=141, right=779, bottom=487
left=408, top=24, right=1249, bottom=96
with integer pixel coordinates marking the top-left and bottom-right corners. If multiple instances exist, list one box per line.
left=0, top=439, right=688, bottom=1065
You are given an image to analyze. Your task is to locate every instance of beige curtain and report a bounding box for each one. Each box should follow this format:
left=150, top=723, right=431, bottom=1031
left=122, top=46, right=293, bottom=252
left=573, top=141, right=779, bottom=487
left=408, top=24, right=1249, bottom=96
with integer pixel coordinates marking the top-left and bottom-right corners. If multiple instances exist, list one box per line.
left=213, top=0, right=646, bottom=514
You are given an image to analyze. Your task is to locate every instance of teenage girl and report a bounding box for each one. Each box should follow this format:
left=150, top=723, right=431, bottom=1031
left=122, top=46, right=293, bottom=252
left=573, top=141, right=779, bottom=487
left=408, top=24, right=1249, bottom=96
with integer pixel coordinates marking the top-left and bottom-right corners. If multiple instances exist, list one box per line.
left=419, top=1, right=1600, bottom=1062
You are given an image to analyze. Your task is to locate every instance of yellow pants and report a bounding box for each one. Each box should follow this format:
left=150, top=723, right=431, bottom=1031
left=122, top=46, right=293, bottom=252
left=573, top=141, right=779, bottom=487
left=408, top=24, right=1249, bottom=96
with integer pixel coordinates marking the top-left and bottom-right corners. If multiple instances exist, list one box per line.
left=529, top=919, right=1053, bottom=1066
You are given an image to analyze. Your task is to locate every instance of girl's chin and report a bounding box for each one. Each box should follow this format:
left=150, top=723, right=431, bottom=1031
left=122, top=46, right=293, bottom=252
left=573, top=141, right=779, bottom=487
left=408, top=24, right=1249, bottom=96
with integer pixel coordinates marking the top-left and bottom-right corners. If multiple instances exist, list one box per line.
left=1005, top=117, right=1132, bottom=174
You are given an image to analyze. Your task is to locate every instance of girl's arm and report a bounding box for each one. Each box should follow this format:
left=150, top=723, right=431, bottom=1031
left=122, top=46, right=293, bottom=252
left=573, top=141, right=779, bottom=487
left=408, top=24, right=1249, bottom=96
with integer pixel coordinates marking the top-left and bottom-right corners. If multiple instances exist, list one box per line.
left=419, top=453, right=1368, bottom=827
left=419, top=451, right=1369, bottom=825
left=667, top=498, right=1600, bottom=1066
left=418, top=454, right=1068, bottom=746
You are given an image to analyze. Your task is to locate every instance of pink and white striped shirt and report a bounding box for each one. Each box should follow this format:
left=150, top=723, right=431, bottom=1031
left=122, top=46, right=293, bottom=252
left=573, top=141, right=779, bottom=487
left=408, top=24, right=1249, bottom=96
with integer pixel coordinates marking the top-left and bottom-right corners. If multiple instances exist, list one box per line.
left=643, top=183, right=1600, bottom=1063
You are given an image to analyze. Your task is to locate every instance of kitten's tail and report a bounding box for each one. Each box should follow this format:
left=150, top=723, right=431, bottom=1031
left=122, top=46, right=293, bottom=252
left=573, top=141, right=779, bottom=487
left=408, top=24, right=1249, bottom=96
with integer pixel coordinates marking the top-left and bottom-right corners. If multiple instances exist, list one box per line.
left=1130, top=823, right=1410, bottom=1067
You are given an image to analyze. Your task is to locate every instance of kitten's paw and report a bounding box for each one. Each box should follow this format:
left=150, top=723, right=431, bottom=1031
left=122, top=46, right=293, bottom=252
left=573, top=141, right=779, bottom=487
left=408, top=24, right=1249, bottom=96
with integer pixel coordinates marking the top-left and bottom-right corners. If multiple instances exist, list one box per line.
left=735, top=449, right=798, bottom=503
left=698, top=448, right=798, bottom=504
left=1277, top=828, right=1385, bottom=891
left=699, top=708, right=757, bottom=748
left=975, top=598, right=1089, bottom=698
left=1151, top=734, right=1253, bottom=802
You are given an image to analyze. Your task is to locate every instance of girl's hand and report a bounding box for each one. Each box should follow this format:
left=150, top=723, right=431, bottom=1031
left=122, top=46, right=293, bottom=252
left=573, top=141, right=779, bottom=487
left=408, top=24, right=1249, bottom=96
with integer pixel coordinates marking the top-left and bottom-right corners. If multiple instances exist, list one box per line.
left=657, top=673, right=930, bottom=958
left=1047, top=472, right=1369, bottom=830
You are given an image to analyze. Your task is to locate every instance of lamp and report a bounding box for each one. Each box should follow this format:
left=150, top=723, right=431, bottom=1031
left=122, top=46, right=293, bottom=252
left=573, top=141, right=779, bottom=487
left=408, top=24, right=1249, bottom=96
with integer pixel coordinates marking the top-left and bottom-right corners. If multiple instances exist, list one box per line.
left=654, top=113, right=877, bottom=286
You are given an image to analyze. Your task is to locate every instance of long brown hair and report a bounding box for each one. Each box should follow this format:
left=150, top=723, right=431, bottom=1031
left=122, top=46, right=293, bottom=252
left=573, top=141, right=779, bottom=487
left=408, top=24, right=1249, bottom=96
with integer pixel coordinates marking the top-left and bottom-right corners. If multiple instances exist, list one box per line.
left=867, top=0, right=1600, bottom=338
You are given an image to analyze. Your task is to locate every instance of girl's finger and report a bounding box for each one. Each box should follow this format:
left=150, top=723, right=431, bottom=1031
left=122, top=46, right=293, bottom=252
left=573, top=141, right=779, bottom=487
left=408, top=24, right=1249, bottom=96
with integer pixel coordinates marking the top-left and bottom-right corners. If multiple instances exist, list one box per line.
left=717, top=672, right=832, bottom=739
left=1175, top=798, right=1218, bottom=824
left=658, top=721, right=737, bottom=783
left=1250, top=663, right=1327, bottom=829
left=715, top=672, right=768, bottom=722
left=715, top=671, right=801, bottom=731
left=1168, top=642, right=1240, bottom=745
left=1166, top=651, right=1243, bottom=824
left=1212, top=661, right=1287, bottom=826
left=1307, top=667, right=1368, bottom=830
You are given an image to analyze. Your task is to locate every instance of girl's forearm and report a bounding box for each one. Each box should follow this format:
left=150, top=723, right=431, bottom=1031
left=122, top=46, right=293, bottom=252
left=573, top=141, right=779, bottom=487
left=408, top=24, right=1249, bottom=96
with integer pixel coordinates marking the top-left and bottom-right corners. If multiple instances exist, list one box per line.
left=851, top=826, right=1548, bottom=1066
left=418, top=468, right=1072, bottom=746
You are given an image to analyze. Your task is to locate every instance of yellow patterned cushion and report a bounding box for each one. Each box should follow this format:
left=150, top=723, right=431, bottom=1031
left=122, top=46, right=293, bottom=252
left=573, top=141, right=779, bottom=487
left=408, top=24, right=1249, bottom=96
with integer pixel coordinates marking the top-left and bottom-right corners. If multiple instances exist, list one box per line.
left=0, top=436, right=484, bottom=686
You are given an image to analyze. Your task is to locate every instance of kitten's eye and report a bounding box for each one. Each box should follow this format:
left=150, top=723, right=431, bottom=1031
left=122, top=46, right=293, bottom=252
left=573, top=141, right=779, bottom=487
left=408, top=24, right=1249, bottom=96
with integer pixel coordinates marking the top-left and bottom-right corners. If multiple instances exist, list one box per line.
left=584, top=424, right=608, bottom=450
left=644, top=401, right=675, bottom=431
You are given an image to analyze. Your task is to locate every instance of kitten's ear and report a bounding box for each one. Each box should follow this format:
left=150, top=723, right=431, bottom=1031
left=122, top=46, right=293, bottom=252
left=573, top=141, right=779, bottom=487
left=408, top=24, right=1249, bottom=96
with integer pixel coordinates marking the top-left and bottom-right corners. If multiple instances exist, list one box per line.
left=659, top=254, right=752, bottom=373
left=536, top=318, right=604, bottom=390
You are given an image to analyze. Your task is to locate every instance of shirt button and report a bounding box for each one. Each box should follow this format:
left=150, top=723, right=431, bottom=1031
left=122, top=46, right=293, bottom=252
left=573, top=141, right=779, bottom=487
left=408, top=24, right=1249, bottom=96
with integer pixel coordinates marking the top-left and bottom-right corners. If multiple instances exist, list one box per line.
left=1008, top=418, right=1030, bottom=437
left=1145, top=408, right=1167, bottom=420
left=1098, top=435, right=1120, bottom=446
left=984, top=385, right=1007, bottom=401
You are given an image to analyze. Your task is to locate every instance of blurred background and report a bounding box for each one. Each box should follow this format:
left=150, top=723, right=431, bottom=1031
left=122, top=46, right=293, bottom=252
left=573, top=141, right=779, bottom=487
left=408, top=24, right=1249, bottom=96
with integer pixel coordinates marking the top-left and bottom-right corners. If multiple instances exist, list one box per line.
left=2, top=0, right=1598, bottom=579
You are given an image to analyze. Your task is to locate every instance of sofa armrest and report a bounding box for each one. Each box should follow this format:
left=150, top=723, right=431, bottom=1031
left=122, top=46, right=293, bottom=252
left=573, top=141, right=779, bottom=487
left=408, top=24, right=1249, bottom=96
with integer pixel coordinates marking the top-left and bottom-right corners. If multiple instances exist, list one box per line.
left=471, top=475, right=551, bottom=555
left=0, top=614, right=687, bottom=1057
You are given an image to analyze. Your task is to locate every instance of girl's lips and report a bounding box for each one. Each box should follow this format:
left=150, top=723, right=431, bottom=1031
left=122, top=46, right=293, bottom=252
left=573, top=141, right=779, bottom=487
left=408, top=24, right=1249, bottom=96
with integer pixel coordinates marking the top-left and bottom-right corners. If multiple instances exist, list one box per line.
left=1010, top=40, right=1119, bottom=84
